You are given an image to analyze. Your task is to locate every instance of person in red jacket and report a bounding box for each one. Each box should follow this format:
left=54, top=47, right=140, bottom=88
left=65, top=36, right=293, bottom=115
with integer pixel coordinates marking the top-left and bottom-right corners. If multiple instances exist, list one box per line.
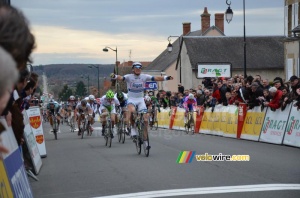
left=263, top=87, right=282, bottom=111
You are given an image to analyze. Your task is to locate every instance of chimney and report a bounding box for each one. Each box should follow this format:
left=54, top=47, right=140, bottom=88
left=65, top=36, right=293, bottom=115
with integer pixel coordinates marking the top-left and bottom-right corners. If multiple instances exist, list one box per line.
left=215, top=13, right=224, bottom=33
left=128, top=61, right=133, bottom=67
left=201, top=7, right=211, bottom=35
left=182, top=22, right=191, bottom=35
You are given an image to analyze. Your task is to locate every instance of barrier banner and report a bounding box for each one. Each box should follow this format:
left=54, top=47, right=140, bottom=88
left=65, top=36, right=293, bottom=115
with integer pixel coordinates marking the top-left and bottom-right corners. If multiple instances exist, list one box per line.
left=157, top=108, right=170, bottom=129
left=172, top=107, right=185, bottom=130
left=283, top=102, right=300, bottom=148
left=219, top=106, right=229, bottom=135
left=237, top=103, right=247, bottom=139
left=199, top=107, right=213, bottom=134
left=0, top=160, right=13, bottom=198
left=223, top=105, right=238, bottom=138
left=259, top=104, right=292, bottom=144
left=23, top=111, right=43, bottom=174
left=240, top=106, right=266, bottom=141
left=194, top=106, right=204, bottom=133
left=26, top=107, right=47, bottom=157
left=211, top=105, right=223, bottom=136
left=169, top=106, right=177, bottom=129
left=0, top=119, right=34, bottom=198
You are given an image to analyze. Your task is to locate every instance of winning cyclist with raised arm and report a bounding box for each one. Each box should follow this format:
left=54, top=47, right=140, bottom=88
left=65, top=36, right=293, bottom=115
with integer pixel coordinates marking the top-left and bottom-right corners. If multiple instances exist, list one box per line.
left=110, top=62, right=173, bottom=150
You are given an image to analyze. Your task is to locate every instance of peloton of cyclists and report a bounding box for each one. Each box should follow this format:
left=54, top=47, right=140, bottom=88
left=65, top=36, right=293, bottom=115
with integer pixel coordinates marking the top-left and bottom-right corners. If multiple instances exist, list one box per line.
left=110, top=62, right=173, bottom=150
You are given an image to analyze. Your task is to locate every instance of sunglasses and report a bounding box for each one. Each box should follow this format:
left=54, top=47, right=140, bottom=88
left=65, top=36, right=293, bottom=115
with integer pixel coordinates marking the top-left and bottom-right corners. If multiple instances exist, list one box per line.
left=133, top=66, right=142, bottom=69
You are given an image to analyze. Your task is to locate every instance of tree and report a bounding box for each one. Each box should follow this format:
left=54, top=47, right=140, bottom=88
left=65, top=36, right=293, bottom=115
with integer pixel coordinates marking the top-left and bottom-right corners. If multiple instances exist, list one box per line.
left=75, top=81, right=87, bottom=97
left=58, top=84, right=73, bottom=101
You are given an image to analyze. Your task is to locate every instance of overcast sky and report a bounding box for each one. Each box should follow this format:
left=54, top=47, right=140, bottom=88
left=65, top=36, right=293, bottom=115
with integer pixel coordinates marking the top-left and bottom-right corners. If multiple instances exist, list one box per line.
left=12, top=0, right=284, bottom=65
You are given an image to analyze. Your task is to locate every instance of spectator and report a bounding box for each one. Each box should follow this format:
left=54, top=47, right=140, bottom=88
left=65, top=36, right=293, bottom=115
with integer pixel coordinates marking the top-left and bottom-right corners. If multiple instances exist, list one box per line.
left=160, top=93, right=170, bottom=109
left=178, top=83, right=184, bottom=94
left=218, top=80, right=231, bottom=106
left=280, top=87, right=293, bottom=110
left=196, top=90, right=205, bottom=106
left=264, top=87, right=283, bottom=111
left=202, top=77, right=213, bottom=89
left=262, top=79, right=271, bottom=90
left=0, top=4, right=35, bottom=70
left=229, top=90, right=243, bottom=105
left=273, top=77, right=285, bottom=90
left=0, top=47, right=19, bottom=155
left=212, top=83, right=221, bottom=103
left=289, top=75, right=300, bottom=100
left=248, top=82, right=264, bottom=109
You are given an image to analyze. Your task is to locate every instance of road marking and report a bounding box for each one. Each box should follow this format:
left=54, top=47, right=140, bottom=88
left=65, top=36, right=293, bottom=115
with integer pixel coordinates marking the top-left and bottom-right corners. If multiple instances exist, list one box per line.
left=93, top=184, right=300, bottom=198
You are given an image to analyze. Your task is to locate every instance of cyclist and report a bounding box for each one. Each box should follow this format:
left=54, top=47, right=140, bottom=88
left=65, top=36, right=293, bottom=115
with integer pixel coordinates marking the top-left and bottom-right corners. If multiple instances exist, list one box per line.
left=100, top=90, right=120, bottom=137
left=110, top=62, right=173, bottom=149
left=115, top=91, right=130, bottom=134
left=87, top=95, right=98, bottom=133
left=74, top=99, right=93, bottom=136
left=47, top=99, right=61, bottom=133
left=147, top=93, right=161, bottom=127
left=183, top=93, right=197, bottom=125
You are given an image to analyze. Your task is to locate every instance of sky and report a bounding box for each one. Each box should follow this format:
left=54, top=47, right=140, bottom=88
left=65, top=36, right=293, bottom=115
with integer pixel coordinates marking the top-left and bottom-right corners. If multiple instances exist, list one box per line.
left=12, top=0, right=284, bottom=66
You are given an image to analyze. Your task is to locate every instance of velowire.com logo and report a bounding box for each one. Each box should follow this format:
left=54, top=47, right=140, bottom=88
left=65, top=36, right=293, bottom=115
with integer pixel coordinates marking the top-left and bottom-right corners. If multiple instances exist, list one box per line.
left=177, top=151, right=250, bottom=164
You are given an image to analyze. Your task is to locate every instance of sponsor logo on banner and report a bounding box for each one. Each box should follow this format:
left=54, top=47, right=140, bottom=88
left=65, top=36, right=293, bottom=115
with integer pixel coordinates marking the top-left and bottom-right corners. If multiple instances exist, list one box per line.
left=262, top=117, right=287, bottom=134
left=286, top=116, right=299, bottom=135
left=29, top=115, right=41, bottom=129
left=145, top=81, right=158, bottom=90
left=36, top=135, right=44, bottom=144
left=197, top=64, right=231, bottom=78
left=0, top=161, right=13, bottom=198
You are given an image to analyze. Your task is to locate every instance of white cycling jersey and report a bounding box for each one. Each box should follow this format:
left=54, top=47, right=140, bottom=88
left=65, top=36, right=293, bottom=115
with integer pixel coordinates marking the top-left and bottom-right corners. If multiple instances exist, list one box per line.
left=76, top=103, right=92, bottom=113
left=123, top=74, right=153, bottom=98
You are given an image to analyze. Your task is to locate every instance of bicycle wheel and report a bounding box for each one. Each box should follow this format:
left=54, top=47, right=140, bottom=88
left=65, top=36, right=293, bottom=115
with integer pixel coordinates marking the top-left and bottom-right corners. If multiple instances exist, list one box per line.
left=190, top=117, right=195, bottom=135
left=70, top=117, right=75, bottom=132
left=136, top=120, right=142, bottom=155
left=108, top=122, right=112, bottom=148
left=185, top=115, right=190, bottom=134
left=53, top=118, right=58, bottom=140
left=104, top=126, right=108, bottom=146
left=81, top=121, right=85, bottom=139
left=143, top=126, right=150, bottom=157
left=121, top=121, right=126, bottom=144
left=117, top=120, right=122, bottom=143
left=86, top=121, right=90, bottom=136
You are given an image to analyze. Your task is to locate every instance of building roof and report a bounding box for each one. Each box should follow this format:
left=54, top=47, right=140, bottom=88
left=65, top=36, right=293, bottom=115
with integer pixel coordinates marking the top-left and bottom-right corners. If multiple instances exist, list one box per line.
left=183, top=36, right=285, bottom=70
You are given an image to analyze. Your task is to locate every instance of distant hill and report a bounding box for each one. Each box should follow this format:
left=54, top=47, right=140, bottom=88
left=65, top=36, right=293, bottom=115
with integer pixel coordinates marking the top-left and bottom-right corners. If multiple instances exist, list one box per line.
left=32, top=64, right=115, bottom=96
left=33, top=63, right=115, bottom=87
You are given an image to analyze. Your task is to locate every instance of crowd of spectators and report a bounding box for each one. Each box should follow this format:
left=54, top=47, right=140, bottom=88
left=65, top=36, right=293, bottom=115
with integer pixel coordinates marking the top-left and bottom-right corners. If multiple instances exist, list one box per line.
left=0, top=3, right=38, bottom=170
left=150, top=74, right=300, bottom=112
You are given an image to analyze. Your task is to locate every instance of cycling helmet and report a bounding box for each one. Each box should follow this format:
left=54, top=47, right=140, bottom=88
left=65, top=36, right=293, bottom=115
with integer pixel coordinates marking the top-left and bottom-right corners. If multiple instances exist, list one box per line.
left=89, top=94, right=95, bottom=101
left=132, top=62, right=142, bottom=69
left=188, top=93, right=194, bottom=100
left=145, top=95, right=151, bottom=102
left=49, top=99, right=55, bottom=104
left=85, top=96, right=89, bottom=101
left=81, top=99, right=87, bottom=106
left=106, top=90, right=114, bottom=99
left=69, top=95, right=75, bottom=100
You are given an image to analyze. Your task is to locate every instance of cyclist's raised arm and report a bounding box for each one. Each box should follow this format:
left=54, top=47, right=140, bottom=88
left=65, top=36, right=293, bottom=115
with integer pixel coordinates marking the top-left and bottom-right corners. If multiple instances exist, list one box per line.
left=110, top=73, right=124, bottom=81
left=152, top=76, right=174, bottom=81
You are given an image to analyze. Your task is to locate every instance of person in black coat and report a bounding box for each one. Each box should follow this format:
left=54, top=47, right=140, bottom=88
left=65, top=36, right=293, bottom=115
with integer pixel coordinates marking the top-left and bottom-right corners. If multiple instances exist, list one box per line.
left=248, top=82, right=264, bottom=109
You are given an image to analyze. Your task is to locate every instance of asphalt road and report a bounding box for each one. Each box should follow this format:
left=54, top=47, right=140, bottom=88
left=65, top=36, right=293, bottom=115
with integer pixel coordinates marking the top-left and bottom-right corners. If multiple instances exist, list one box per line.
left=29, top=120, right=300, bottom=198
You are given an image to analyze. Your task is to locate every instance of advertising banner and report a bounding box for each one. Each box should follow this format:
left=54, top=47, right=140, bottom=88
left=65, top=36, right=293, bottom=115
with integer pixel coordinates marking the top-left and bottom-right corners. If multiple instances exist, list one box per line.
left=283, top=102, right=300, bottom=148
left=169, top=106, right=177, bottom=129
left=0, top=119, right=34, bottom=198
left=199, top=107, right=213, bottom=134
left=25, top=107, right=47, bottom=157
left=223, top=105, right=238, bottom=138
left=240, top=106, right=266, bottom=141
left=172, top=108, right=185, bottom=130
left=259, top=104, right=292, bottom=144
left=211, top=105, right=223, bottom=136
left=144, top=81, right=158, bottom=90
left=23, top=111, right=42, bottom=174
left=194, top=106, right=205, bottom=133
left=197, top=64, right=231, bottom=78
left=157, top=108, right=170, bottom=129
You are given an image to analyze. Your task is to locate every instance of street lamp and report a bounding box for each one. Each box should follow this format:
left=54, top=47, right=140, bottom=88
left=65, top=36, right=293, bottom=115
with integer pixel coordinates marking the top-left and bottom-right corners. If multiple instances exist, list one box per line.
left=88, top=65, right=100, bottom=98
left=103, top=46, right=118, bottom=91
left=81, top=75, right=90, bottom=94
left=167, top=36, right=182, bottom=83
left=225, top=0, right=247, bottom=77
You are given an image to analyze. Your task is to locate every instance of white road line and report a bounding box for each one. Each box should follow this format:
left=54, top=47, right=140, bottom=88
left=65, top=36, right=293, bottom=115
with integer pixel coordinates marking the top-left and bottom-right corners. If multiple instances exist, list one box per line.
left=92, top=184, right=300, bottom=198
